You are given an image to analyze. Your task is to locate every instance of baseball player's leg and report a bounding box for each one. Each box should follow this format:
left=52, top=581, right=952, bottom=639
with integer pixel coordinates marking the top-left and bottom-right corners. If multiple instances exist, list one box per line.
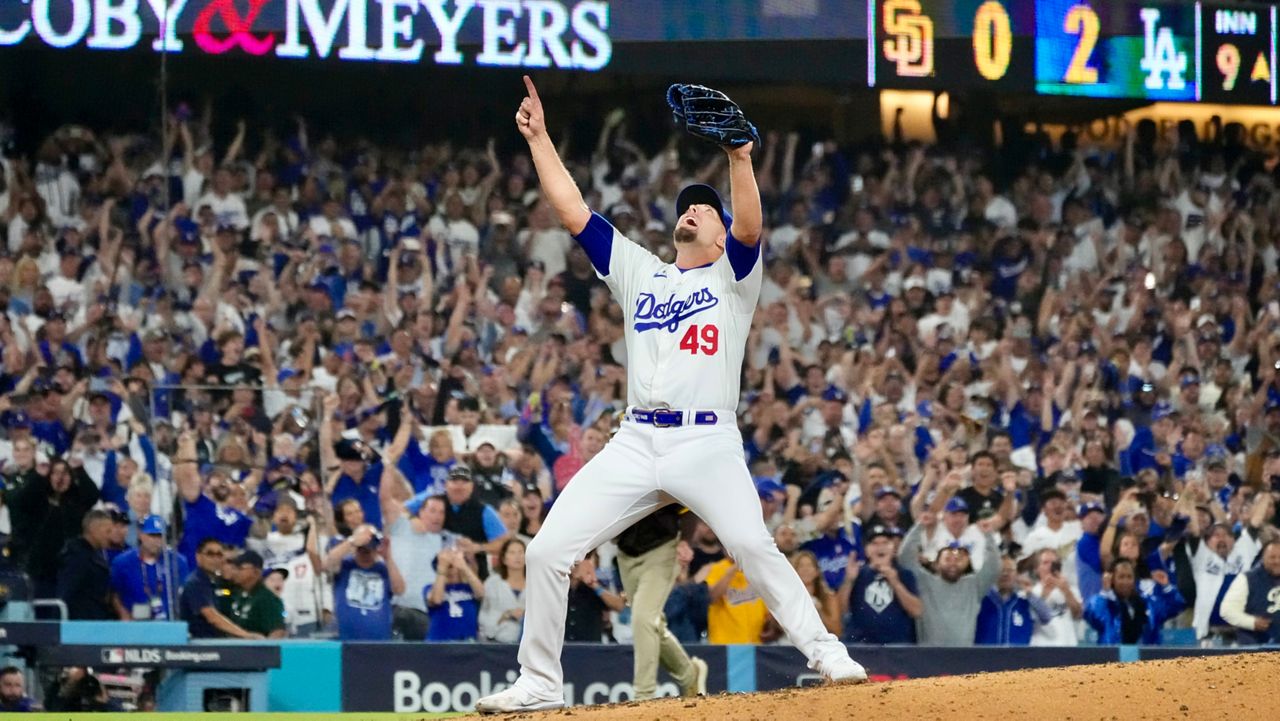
left=661, top=427, right=857, bottom=673
left=506, top=425, right=664, bottom=702
left=618, top=539, right=695, bottom=700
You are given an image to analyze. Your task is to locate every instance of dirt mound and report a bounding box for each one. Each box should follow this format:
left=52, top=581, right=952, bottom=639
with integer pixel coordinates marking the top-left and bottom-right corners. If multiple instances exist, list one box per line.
left=461, top=652, right=1276, bottom=720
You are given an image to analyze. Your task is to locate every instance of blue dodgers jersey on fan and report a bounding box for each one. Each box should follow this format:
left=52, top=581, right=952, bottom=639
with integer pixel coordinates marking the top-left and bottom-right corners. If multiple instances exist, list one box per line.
left=331, top=462, right=385, bottom=529
left=424, top=582, right=480, bottom=641
left=975, top=589, right=1036, bottom=645
left=334, top=558, right=393, bottom=640
left=572, top=211, right=761, bottom=411
left=178, top=495, right=252, bottom=566
left=801, top=529, right=860, bottom=590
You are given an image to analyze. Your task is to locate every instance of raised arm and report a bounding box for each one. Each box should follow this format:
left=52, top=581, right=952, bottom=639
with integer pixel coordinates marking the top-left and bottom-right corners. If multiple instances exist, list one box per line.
left=379, top=407, right=414, bottom=523
left=726, top=142, right=762, bottom=245
left=516, top=76, right=590, bottom=235
left=174, top=430, right=202, bottom=504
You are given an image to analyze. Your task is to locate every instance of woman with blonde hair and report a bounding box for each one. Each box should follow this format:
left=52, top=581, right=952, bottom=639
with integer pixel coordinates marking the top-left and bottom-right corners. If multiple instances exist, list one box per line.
left=421, top=429, right=458, bottom=494
left=9, top=256, right=41, bottom=310
left=793, top=550, right=842, bottom=635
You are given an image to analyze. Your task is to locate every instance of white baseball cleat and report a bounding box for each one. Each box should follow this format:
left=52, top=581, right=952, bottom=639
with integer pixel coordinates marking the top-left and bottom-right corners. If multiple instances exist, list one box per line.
left=811, top=654, right=868, bottom=684
left=474, top=685, right=565, bottom=714
left=683, top=656, right=709, bottom=697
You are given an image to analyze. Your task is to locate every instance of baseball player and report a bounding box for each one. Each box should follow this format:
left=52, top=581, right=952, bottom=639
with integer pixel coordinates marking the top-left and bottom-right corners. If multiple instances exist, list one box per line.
left=476, top=76, right=865, bottom=714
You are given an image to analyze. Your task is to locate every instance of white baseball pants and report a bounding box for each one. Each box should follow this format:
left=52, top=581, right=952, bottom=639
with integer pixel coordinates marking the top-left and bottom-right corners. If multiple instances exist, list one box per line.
left=513, top=419, right=846, bottom=699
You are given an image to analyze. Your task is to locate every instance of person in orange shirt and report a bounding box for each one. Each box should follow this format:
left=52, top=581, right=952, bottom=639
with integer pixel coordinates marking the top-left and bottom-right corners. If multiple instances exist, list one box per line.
left=704, top=558, right=768, bottom=644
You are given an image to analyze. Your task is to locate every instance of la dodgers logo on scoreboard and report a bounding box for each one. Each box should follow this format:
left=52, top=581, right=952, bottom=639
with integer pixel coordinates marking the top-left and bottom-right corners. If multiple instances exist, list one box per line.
left=1139, top=7, right=1187, bottom=91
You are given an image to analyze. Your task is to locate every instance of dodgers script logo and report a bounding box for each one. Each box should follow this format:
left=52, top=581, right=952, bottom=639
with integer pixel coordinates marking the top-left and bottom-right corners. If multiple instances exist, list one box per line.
left=633, top=288, right=719, bottom=332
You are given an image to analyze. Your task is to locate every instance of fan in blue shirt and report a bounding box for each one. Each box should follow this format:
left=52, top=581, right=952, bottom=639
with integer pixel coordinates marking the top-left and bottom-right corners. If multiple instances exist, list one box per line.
left=424, top=547, right=485, bottom=641
left=110, top=515, right=189, bottom=620
left=174, top=443, right=253, bottom=569
left=801, top=526, right=859, bottom=591
left=843, top=523, right=921, bottom=644
left=326, top=435, right=386, bottom=529
left=326, top=525, right=405, bottom=641
left=975, top=556, right=1053, bottom=645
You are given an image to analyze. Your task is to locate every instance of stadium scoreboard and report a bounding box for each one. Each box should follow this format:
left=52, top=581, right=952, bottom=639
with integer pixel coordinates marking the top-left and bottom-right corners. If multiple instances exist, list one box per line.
left=870, top=0, right=1276, bottom=104
left=1, top=0, right=1277, bottom=104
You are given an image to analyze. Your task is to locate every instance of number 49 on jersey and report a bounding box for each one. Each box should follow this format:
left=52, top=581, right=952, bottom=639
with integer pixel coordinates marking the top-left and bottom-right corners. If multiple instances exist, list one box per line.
left=679, top=324, right=719, bottom=355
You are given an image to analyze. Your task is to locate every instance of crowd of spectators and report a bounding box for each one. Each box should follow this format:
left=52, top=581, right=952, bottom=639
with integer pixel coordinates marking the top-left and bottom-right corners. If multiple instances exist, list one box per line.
left=1, top=100, right=1280, bottom=654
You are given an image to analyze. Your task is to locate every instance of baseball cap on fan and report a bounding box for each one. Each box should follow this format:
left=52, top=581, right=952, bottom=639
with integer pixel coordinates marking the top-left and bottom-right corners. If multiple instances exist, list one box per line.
left=675, top=184, right=733, bottom=231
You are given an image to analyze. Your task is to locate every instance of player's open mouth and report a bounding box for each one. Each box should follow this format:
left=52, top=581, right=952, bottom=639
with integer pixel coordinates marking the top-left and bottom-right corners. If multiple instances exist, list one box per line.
left=682, top=216, right=698, bottom=229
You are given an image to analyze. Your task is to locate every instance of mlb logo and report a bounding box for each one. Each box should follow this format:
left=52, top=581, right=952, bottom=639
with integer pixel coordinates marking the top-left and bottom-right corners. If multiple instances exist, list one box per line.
left=102, top=648, right=125, bottom=663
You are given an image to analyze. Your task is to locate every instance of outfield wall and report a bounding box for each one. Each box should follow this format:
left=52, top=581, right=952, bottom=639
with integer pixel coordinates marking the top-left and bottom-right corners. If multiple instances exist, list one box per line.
left=332, top=643, right=1272, bottom=713
left=4, top=623, right=1272, bottom=713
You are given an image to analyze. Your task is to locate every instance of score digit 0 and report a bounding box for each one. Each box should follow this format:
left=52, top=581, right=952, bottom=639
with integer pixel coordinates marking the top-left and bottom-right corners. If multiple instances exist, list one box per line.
left=973, top=0, right=1013, bottom=80
left=1217, top=43, right=1241, bottom=91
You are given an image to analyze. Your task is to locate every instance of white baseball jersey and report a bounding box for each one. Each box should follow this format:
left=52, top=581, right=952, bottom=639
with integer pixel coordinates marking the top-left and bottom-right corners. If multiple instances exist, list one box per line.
left=574, top=211, right=762, bottom=412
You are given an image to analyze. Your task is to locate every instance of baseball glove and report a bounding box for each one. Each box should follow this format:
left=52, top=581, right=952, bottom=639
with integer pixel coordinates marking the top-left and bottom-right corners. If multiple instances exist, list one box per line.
left=666, top=84, right=760, bottom=149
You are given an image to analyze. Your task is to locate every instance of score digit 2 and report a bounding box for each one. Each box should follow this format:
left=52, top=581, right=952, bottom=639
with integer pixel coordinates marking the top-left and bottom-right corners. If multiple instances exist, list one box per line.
left=1062, top=3, right=1101, bottom=84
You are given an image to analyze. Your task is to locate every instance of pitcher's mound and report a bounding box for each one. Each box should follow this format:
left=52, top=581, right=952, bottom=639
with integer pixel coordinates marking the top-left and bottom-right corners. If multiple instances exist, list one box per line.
left=463, top=652, right=1276, bottom=720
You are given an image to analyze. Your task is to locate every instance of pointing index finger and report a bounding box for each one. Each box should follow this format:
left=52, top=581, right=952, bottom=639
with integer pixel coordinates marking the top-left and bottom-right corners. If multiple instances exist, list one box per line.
left=523, top=75, right=540, bottom=103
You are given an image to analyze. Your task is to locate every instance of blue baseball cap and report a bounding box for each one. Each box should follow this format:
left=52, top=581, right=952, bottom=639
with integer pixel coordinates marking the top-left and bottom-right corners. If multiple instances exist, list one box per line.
left=675, top=184, right=733, bottom=231
left=175, top=218, right=200, bottom=243
left=944, top=497, right=970, bottom=514
left=822, top=387, right=848, bottom=403
left=1078, top=501, right=1106, bottom=518
left=405, top=490, right=433, bottom=517
left=277, top=368, right=300, bottom=383
left=138, top=514, right=166, bottom=535
left=1151, top=401, right=1176, bottom=421
left=3, top=410, right=31, bottom=429
left=755, top=478, right=786, bottom=500
left=874, top=485, right=903, bottom=500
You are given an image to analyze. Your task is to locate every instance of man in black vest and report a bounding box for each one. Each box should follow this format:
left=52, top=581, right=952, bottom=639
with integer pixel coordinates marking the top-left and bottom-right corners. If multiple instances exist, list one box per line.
left=1221, top=539, right=1280, bottom=644
left=442, top=466, right=507, bottom=579
left=616, top=506, right=708, bottom=700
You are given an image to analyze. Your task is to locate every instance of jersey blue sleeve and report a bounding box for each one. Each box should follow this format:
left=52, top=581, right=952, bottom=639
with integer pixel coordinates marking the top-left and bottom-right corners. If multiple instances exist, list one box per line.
left=1128, top=428, right=1157, bottom=474
left=481, top=505, right=507, bottom=541
left=572, top=212, right=615, bottom=277
left=725, top=229, right=761, bottom=282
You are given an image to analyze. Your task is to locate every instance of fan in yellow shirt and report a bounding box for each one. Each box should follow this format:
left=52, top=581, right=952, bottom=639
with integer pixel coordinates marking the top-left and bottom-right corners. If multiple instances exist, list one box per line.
left=704, top=558, right=768, bottom=644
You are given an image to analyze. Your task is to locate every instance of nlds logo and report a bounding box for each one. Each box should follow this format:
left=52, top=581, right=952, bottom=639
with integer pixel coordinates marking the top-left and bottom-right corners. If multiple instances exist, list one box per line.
left=102, top=647, right=164, bottom=664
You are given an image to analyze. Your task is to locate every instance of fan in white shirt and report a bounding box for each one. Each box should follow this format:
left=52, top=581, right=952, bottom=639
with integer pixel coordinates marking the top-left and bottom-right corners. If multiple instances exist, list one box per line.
left=247, top=496, right=325, bottom=634
left=308, top=198, right=358, bottom=240
left=195, top=168, right=250, bottom=231
left=1027, top=547, right=1082, bottom=646
left=520, top=201, right=574, bottom=280
left=427, top=193, right=481, bottom=274
left=1019, top=488, right=1083, bottom=589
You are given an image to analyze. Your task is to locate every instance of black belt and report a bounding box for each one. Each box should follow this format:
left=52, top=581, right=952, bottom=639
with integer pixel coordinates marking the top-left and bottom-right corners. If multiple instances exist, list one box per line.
left=628, top=408, right=720, bottom=428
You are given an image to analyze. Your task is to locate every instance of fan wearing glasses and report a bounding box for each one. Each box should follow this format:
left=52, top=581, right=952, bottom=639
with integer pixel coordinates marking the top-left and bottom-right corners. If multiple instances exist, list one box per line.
left=178, top=537, right=264, bottom=639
